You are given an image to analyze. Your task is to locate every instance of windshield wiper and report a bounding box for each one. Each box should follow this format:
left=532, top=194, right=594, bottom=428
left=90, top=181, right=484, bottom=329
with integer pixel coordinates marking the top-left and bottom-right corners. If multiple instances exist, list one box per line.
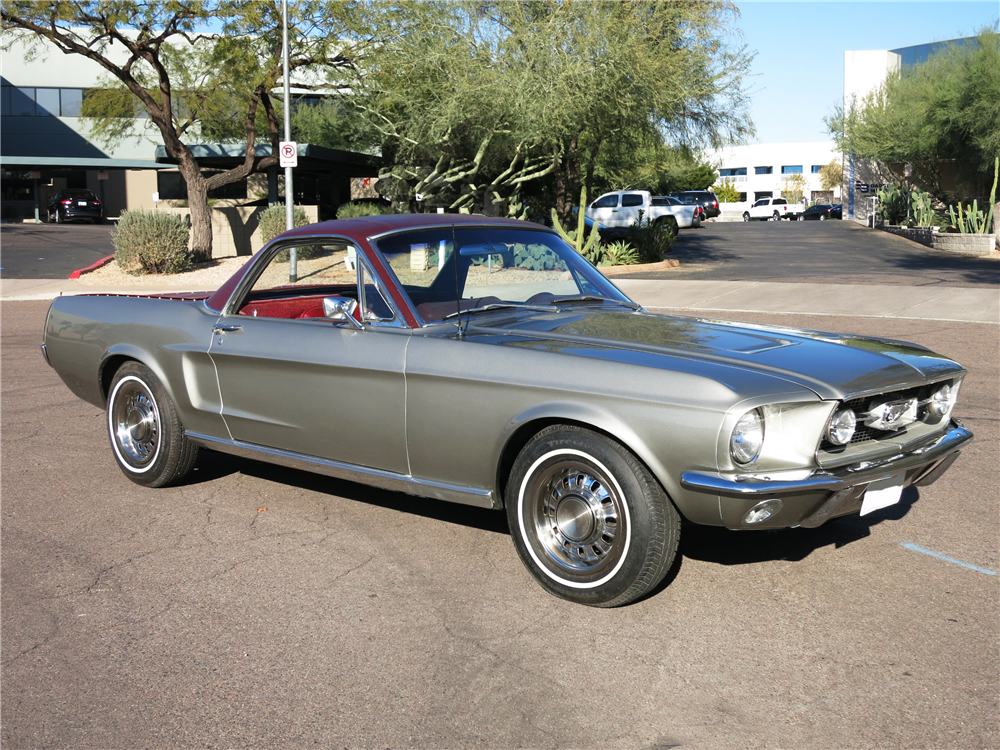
left=442, top=303, right=551, bottom=321
left=549, top=295, right=641, bottom=310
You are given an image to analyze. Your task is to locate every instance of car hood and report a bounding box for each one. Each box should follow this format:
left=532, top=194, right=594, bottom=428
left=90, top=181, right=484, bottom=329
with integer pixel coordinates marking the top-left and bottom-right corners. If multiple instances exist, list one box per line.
left=466, top=307, right=964, bottom=400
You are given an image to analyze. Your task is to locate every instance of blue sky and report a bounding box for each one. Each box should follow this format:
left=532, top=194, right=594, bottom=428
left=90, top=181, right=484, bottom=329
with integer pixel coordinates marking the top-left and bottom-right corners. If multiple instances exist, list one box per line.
left=733, top=0, right=999, bottom=144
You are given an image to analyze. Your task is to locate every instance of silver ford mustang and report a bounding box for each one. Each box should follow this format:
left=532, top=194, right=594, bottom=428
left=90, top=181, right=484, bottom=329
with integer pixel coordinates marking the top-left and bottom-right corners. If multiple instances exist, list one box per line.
left=42, top=214, right=972, bottom=606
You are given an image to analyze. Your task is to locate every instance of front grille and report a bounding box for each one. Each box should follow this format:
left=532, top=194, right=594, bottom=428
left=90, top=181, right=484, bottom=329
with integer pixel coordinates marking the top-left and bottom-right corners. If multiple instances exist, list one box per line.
left=820, top=381, right=949, bottom=451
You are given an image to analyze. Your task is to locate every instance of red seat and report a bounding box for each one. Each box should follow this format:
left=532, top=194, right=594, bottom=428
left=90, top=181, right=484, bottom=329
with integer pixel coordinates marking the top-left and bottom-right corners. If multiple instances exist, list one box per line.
left=296, top=307, right=326, bottom=319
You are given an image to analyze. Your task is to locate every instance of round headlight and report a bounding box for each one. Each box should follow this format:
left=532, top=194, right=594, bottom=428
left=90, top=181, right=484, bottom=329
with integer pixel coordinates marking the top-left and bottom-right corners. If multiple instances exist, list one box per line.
left=730, top=409, right=764, bottom=465
left=826, top=408, right=857, bottom=446
left=928, top=384, right=955, bottom=418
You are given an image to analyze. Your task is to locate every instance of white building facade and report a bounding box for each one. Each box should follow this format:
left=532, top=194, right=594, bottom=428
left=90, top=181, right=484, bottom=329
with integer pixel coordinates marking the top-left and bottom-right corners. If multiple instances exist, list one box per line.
left=842, top=37, right=975, bottom=222
left=703, top=141, right=841, bottom=216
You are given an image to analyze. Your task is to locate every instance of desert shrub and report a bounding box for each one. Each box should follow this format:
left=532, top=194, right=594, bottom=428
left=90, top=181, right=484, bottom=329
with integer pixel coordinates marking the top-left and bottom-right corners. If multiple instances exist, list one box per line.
left=259, top=204, right=309, bottom=244
left=112, top=210, right=191, bottom=275
left=336, top=201, right=397, bottom=219
left=600, top=241, right=639, bottom=267
left=626, top=210, right=676, bottom=263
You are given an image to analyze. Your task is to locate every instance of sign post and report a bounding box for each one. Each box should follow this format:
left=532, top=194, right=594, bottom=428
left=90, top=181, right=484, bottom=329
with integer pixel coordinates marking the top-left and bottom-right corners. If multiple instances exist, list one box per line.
left=282, top=0, right=297, bottom=283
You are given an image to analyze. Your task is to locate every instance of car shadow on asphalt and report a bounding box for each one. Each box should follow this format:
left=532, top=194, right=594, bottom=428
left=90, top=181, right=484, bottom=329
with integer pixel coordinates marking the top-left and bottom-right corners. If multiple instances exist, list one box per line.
left=186, top=450, right=920, bottom=570
left=203, top=452, right=511, bottom=535
left=679, top=485, right=918, bottom=566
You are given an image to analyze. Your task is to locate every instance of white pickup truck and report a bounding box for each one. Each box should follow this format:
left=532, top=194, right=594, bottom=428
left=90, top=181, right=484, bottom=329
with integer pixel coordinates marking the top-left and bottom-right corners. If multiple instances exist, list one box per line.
left=585, top=190, right=700, bottom=234
left=743, top=197, right=805, bottom=221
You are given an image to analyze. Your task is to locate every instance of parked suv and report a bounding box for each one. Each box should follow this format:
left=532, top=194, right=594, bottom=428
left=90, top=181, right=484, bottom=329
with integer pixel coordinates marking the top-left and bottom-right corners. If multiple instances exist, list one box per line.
left=46, top=189, right=103, bottom=224
left=668, top=190, right=720, bottom=219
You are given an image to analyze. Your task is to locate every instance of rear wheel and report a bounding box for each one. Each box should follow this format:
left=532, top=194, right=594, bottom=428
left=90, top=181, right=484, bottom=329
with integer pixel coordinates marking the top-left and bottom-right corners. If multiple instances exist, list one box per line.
left=506, top=425, right=680, bottom=607
left=107, top=361, right=198, bottom=487
left=771, top=211, right=780, bottom=222
left=655, top=215, right=679, bottom=238
left=819, top=214, right=826, bottom=221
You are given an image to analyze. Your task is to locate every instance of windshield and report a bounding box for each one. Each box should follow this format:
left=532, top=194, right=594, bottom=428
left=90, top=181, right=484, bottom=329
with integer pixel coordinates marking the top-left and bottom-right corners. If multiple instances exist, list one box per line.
left=371, top=226, right=633, bottom=324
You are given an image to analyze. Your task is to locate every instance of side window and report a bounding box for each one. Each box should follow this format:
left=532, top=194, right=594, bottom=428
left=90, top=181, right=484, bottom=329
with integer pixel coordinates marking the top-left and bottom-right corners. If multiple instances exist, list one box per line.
left=591, top=194, right=619, bottom=209
left=774, top=199, right=787, bottom=205
left=621, top=193, right=644, bottom=207
left=360, top=264, right=394, bottom=322
left=754, top=199, right=766, bottom=207
left=235, top=242, right=360, bottom=319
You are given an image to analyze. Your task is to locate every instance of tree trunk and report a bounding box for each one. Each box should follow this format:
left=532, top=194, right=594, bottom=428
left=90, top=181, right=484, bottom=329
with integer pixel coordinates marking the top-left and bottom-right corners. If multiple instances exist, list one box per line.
left=177, top=157, right=212, bottom=263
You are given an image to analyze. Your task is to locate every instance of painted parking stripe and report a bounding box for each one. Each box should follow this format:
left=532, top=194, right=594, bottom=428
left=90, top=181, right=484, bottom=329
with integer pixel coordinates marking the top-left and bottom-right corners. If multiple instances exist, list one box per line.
left=901, top=543, right=996, bottom=576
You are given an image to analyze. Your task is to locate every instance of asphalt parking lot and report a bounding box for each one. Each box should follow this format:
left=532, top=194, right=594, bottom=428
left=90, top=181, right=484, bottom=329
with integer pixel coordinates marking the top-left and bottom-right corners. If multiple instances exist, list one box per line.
left=2, top=218, right=998, bottom=748
left=620, top=220, right=1000, bottom=288
left=2, top=290, right=997, bottom=748
left=0, top=222, right=115, bottom=279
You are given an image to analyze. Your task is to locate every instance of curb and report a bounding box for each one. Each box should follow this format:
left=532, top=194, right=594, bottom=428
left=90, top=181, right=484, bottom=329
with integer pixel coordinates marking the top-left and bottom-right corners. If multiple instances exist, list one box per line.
left=600, top=258, right=680, bottom=276
left=69, top=254, right=115, bottom=279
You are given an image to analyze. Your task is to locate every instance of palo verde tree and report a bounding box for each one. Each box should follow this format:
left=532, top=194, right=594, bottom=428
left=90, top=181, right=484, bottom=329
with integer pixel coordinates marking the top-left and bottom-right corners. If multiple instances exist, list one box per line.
left=828, top=26, right=1000, bottom=209
left=1, top=1, right=365, bottom=261
left=350, top=0, right=753, bottom=220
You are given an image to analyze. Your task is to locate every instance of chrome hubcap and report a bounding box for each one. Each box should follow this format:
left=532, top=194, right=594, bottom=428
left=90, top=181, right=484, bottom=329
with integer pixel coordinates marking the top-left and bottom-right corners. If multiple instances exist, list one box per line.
left=113, top=381, right=159, bottom=466
left=528, top=459, right=624, bottom=577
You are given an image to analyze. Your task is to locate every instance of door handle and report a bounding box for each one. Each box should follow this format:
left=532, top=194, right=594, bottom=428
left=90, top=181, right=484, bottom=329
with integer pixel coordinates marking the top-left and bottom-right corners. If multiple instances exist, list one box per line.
left=213, top=324, right=243, bottom=333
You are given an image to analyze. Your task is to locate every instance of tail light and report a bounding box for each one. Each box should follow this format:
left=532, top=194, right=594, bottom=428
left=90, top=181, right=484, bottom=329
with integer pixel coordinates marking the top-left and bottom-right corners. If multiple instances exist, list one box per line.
left=61, top=200, right=73, bottom=205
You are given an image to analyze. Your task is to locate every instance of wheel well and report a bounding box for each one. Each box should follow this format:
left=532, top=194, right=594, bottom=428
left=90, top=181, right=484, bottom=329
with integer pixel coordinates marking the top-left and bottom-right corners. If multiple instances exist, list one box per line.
left=495, top=418, right=657, bottom=509
left=99, top=355, right=138, bottom=404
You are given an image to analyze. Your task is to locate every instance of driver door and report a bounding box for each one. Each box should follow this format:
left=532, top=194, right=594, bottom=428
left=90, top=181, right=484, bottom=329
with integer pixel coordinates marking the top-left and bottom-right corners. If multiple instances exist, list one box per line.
left=208, top=241, right=409, bottom=474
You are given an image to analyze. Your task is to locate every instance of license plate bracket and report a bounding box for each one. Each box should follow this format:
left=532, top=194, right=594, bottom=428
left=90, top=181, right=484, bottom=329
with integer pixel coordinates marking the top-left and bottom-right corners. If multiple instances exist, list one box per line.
left=860, top=473, right=904, bottom=516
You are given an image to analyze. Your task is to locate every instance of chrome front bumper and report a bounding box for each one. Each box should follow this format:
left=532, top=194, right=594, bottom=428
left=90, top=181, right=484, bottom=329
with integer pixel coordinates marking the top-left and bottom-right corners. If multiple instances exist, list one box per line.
left=680, top=421, right=973, bottom=529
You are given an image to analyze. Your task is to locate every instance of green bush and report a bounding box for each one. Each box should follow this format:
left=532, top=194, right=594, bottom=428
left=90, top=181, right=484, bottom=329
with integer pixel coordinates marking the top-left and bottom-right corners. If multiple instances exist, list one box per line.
left=600, top=241, right=639, bottom=267
left=626, top=210, right=675, bottom=263
left=112, top=210, right=191, bottom=275
left=259, top=204, right=309, bottom=244
left=336, top=201, right=397, bottom=219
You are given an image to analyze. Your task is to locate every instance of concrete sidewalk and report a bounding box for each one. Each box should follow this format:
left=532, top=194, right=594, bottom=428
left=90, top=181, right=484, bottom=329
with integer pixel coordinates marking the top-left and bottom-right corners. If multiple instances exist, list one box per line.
left=2, top=276, right=998, bottom=324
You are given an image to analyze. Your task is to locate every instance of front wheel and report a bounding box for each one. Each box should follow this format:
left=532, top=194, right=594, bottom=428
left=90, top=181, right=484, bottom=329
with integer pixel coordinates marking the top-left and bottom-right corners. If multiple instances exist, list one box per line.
left=742, top=212, right=751, bottom=222
left=506, top=425, right=680, bottom=607
left=107, top=361, right=198, bottom=487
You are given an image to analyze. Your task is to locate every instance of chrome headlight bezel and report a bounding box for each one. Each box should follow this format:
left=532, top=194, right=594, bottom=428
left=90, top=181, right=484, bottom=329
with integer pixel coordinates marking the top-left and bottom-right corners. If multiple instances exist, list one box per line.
left=730, top=408, right=765, bottom=466
left=825, top=407, right=858, bottom=446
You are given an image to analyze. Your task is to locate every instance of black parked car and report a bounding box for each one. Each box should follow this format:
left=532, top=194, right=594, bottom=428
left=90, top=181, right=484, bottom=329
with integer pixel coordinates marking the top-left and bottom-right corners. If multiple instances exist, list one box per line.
left=668, top=190, right=720, bottom=218
left=46, top=189, right=103, bottom=224
left=802, top=203, right=842, bottom=221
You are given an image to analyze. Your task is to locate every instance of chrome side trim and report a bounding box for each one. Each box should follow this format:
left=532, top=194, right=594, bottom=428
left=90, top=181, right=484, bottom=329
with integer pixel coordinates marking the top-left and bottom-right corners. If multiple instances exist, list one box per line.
left=185, top=431, right=496, bottom=509
left=40, top=343, right=51, bottom=367
left=682, top=422, right=972, bottom=498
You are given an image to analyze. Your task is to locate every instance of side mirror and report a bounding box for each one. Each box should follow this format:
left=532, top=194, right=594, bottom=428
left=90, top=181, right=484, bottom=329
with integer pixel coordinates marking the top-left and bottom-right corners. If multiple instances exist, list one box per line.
left=322, top=296, right=363, bottom=329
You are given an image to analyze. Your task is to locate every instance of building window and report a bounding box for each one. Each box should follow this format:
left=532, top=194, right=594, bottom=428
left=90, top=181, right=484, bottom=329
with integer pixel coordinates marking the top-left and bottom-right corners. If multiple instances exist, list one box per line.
left=754, top=166, right=772, bottom=175
left=719, top=167, right=747, bottom=177
left=781, top=165, right=803, bottom=175
left=60, top=89, right=83, bottom=117
left=811, top=165, right=824, bottom=174
left=9, top=87, right=36, bottom=116
left=0, top=86, right=88, bottom=117
left=754, top=191, right=773, bottom=201
left=157, top=171, right=248, bottom=201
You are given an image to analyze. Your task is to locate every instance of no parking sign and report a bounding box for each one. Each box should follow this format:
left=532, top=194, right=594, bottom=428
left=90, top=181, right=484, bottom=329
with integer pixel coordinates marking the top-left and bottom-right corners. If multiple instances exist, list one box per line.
left=279, top=141, right=298, bottom=168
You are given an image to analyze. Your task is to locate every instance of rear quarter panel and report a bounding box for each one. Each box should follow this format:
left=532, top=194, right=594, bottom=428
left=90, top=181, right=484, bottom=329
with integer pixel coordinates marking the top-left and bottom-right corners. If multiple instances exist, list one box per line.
left=44, top=295, right=228, bottom=438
